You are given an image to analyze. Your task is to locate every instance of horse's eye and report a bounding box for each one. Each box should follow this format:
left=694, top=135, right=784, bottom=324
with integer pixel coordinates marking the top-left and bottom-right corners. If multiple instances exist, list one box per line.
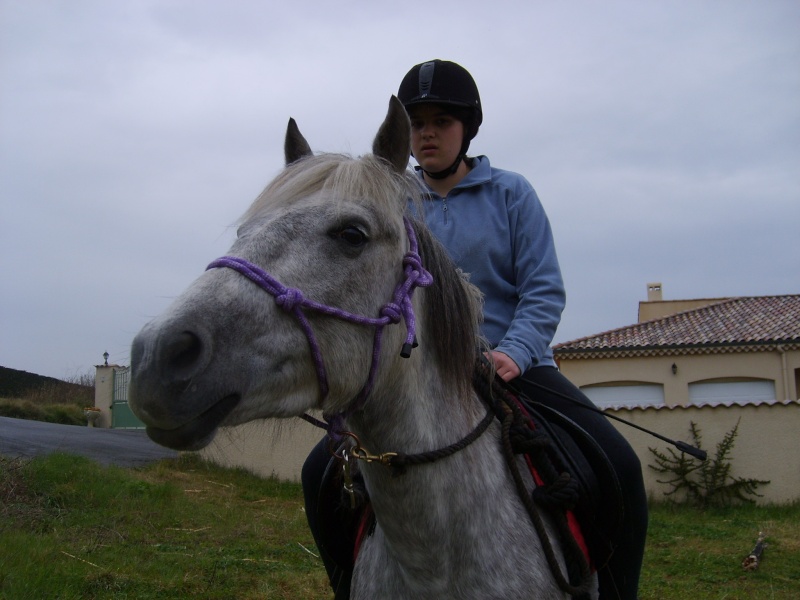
left=332, top=226, right=368, bottom=247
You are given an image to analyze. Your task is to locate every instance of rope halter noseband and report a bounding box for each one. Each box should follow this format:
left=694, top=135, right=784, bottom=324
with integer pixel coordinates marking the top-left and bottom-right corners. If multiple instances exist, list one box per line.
left=206, top=217, right=433, bottom=438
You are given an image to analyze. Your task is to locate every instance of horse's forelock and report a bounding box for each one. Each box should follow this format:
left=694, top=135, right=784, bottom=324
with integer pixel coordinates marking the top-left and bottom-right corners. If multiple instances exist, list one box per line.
left=242, top=153, right=419, bottom=227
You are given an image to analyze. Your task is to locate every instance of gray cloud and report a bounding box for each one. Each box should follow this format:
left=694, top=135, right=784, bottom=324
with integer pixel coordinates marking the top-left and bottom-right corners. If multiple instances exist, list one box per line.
left=1, top=0, right=798, bottom=378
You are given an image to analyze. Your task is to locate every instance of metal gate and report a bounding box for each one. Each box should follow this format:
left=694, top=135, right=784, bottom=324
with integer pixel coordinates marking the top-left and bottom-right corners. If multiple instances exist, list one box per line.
left=111, top=367, right=145, bottom=429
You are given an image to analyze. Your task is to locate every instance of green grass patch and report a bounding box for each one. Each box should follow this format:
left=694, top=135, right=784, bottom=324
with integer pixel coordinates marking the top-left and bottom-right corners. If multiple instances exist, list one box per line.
left=0, top=370, right=94, bottom=425
left=2, top=452, right=798, bottom=599
left=0, top=397, right=86, bottom=425
left=641, top=501, right=800, bottom=598
left=0, top=453, right=330, bottom=599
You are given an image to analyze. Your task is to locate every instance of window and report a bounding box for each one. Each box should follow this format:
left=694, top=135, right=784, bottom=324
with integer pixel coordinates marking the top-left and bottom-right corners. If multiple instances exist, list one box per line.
left=581, top=383, right=664, bottom=408
left=688, top=380, right=775, bottom=405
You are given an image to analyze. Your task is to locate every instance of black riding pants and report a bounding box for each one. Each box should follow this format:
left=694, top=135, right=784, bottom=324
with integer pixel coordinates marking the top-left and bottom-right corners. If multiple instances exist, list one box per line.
left=302, top=436, right=354, bottom=600
left=301, top=365, right=648, bottom=600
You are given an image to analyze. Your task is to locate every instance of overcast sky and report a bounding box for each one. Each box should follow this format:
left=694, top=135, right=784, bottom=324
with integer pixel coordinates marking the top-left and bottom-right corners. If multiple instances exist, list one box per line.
left=1, top=0, right=798, bottom=380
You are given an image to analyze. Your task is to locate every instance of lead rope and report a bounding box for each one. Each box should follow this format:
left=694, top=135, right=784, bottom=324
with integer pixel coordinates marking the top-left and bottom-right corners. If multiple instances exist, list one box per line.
left=337, top=404, right=495, bottom=476
left=474, top=367, right=594, bottom=599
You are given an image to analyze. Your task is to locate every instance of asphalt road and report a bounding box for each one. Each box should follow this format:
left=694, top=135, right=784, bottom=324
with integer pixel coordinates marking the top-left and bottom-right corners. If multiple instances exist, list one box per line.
left=0, top=416, right=178, bottom=467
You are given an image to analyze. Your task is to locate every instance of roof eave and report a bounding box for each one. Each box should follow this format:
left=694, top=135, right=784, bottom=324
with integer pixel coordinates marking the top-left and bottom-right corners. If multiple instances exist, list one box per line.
left=554, top=339, right=800, bottom=359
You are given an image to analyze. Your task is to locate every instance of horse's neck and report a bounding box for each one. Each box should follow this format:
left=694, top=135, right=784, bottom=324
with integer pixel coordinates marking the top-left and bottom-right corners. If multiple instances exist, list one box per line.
left=349, top=362, right=528, bottom=567
left=346, top=364, right=572, bottom=599
left=352, top=363, right=485, bottom=458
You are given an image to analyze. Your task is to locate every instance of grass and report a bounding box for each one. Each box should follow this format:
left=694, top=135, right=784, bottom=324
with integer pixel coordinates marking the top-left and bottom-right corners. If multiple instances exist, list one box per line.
left=0, top=453, right=330, bottom=599
left=640, top=501, right=800, bottom=599
left=0, top=373, right=93, bottom=426
left=2, top=452, right=799, bottom=599
left=0, top=397, right=85, bottom=426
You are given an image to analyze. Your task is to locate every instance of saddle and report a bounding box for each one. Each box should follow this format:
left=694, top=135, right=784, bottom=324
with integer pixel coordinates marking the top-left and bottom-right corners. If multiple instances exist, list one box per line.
left=313, top=376, right=625, bottom=586
left=506, top=388, right=624, bottom=572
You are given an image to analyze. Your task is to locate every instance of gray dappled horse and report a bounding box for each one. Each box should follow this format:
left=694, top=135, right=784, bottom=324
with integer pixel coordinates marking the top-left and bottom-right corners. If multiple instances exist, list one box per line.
left=129, top=97, right=598, bottom=599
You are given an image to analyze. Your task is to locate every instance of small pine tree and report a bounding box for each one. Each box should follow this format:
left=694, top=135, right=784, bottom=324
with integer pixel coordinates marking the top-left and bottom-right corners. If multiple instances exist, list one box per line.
left=648, top=419, right=770, bottom=508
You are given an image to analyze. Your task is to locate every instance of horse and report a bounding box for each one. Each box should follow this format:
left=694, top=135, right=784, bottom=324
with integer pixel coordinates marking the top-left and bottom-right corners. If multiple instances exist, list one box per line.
left=129, top=97, right=599, bottom=599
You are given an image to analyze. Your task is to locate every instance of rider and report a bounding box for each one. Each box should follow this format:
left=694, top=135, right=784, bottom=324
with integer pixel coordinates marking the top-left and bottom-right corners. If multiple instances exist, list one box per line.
left=302, top=59, right=648, bottom=600
left=397, top=58, right=647, bottom=600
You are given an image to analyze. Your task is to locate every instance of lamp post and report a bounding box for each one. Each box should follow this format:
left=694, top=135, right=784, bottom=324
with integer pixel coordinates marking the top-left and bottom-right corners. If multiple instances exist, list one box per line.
left=103, top=351, right=109, bottom=366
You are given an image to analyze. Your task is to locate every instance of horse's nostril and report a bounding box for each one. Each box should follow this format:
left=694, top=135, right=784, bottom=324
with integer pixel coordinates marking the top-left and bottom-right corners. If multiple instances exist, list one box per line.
left=165, top=331, right=203, bottom=376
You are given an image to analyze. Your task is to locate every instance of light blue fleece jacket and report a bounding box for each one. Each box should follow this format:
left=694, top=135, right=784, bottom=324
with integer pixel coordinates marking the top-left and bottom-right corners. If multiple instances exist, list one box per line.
left=417, top=155, right=565, bottom=372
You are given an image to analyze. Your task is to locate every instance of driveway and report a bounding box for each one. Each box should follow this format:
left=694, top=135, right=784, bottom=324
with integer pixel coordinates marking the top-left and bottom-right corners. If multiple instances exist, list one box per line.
left=0, top=416, right=178, bottom=468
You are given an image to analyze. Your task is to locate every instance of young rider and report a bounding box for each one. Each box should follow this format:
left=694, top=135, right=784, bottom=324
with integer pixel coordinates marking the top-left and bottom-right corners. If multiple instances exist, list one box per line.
left=302, top=59, right=648, bottom=600
left=397, top=58, right=647, bottom=600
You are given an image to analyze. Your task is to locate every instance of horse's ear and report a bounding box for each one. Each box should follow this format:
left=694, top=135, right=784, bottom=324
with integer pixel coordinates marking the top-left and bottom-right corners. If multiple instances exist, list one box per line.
left=285, top=118, right=313, bottom=165
left=372, top=96, right=411, bottom=173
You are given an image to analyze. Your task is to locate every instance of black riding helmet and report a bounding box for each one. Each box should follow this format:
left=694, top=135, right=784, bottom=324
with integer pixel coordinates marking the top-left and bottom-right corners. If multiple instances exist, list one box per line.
left=398, top=59, right=483, bottom=179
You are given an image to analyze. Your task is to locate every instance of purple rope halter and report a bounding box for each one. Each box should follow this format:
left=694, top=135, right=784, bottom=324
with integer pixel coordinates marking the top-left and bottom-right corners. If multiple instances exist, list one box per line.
left=205, top=217, right=433, bottom=438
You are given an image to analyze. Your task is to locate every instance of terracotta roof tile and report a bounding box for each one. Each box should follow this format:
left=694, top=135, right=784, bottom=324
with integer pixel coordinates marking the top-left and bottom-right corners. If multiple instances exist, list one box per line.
left=600, top=398, right=796, bottom=412
left=554, top=295, right=800, bottom=353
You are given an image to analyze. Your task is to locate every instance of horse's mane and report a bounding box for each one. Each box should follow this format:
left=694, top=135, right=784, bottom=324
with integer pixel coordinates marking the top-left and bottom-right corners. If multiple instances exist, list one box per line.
left=242, top=152, right=484, bottom=399
left=412, top=219, right=485, bottom=399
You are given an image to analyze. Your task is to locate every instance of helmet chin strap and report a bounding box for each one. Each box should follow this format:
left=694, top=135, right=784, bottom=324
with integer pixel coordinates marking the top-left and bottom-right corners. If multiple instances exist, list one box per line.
left=417, top=154, right=465, bottom=180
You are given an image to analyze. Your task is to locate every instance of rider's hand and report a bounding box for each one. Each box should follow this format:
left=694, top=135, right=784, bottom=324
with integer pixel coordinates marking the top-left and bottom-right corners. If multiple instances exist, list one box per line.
left=484, top=350, right=521, bottom=382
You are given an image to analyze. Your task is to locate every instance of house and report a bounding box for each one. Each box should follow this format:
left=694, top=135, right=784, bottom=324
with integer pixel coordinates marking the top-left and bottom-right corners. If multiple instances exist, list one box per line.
left=97, top=285, right=800, bottom=503
left=553, top=284, right=800, bottom=503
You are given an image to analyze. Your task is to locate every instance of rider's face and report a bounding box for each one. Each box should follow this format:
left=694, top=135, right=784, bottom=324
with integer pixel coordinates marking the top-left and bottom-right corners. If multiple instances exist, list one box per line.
left=408, top=104, right=465, bottom=173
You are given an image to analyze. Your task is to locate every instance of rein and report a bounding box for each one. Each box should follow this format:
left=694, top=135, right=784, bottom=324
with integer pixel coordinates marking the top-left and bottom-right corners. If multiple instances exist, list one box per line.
left=206, top=216, right=433, bottom=438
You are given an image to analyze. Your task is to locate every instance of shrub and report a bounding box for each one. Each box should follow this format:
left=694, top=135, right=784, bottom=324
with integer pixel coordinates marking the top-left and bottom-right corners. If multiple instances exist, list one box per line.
left=648, top=419, right=770, bottom=508
left=0, top=366, right=94, bottom=407
left=0, top=398, right=85, bottom=425
left=22, top=380, right=92, bottom=408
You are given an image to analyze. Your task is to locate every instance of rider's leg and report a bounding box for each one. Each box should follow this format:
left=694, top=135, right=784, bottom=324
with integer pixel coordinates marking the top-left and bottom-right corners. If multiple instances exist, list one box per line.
left=514, top=366, right=648, bottom=600
left=301, top=437, right=353, bottom=599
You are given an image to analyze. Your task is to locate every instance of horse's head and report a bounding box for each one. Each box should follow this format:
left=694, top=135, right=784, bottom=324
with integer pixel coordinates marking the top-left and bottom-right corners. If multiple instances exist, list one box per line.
left=129, top=97, right=481, bottom=451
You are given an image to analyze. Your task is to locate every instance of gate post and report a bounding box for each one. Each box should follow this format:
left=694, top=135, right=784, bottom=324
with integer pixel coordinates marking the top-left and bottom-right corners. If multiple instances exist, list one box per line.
left=93, top=364, right=114, bottom=428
